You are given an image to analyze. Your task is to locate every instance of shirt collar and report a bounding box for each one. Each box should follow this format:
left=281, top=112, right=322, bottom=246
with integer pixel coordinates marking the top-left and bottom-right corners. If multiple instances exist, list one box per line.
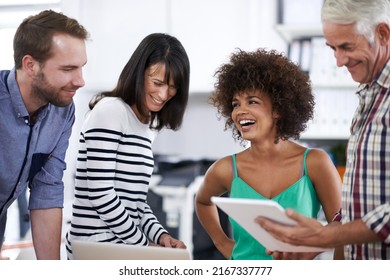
left=356, top=59, right=390, bottom=96
left=375, top=59, right=390, bottom=89
left=8, top=68, right=50, bottom=122
left=7, top=68, right=29, bottom=119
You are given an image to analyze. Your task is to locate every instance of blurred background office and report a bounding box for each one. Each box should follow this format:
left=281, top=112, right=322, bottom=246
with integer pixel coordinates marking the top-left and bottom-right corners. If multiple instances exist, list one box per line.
left=0, top=0, right=357, bottom=259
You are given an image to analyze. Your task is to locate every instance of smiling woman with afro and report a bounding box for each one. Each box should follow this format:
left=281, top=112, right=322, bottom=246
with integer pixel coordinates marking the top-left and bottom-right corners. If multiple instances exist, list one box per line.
left=211, top=48, right=314, bottom=143
left=195, top=48, right=341, bottom=261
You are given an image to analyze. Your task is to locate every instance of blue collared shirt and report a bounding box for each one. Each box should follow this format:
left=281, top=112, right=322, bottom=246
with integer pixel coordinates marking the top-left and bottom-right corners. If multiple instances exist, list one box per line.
left=0, top=68, right=75, bottom=220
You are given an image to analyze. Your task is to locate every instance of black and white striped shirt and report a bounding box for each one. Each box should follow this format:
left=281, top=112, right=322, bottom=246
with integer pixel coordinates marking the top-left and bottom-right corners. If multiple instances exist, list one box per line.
left=66, top=97, right=167, bottom=259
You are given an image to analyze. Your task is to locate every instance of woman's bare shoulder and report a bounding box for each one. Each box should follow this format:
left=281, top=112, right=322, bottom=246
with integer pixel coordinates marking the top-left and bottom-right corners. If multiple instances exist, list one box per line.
left=206, top=155, right=234, bottom=177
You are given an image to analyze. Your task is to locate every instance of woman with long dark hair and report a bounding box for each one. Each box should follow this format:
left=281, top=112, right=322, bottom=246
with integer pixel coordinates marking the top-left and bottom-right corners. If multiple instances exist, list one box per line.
left=66, top=33, right=190, bottom=259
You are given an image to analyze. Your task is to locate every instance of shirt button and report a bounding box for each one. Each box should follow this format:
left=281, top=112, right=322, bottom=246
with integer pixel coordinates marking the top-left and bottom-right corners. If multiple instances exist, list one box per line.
left=24, top=119, right=29, bottom=124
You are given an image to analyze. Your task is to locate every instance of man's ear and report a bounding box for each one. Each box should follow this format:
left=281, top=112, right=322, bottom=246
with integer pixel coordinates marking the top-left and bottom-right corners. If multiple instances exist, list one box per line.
left=376, top=23, right=390, bottom=45
left=21, top=55, right=38, bottom=76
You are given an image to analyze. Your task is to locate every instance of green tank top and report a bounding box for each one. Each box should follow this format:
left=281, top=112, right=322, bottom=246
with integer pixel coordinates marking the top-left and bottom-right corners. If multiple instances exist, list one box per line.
left=229, top=149, right=321, bottom=260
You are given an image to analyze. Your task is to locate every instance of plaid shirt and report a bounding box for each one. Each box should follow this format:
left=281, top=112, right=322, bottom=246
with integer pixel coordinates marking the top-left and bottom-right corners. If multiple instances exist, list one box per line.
left=340, top=60, right=390, bottom=259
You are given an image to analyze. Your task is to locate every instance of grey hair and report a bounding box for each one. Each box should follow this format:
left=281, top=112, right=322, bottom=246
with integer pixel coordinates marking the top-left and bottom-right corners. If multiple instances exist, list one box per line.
left=321, top=0, right=390, bottom=45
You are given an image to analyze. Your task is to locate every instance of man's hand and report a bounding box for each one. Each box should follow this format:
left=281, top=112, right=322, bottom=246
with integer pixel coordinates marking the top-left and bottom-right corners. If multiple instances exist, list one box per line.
left=255, top=208, right=328, bottom=248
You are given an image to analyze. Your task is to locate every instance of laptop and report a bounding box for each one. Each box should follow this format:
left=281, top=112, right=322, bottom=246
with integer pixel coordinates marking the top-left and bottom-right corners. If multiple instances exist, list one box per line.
left=72, top=240, right=191, bottom=260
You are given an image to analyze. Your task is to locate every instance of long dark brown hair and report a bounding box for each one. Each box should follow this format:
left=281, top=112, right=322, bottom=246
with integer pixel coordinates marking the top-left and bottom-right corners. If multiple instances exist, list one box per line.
left=90, top=33, right=190, bottom=131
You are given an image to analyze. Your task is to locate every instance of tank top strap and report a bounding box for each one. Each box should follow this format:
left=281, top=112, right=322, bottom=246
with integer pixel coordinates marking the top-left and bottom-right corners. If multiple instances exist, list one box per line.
left=231, top=154, right=238, bottom=178
left=302, top=148, right=311, bottom=176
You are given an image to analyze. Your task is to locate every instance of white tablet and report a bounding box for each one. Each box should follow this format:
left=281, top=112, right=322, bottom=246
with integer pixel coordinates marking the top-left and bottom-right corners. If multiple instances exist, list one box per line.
left=211, top=196, right=327, bottom=252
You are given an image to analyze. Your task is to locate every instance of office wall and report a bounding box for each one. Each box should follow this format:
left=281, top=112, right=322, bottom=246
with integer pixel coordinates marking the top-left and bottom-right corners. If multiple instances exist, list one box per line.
left=62, top=0, right=286, bottom=200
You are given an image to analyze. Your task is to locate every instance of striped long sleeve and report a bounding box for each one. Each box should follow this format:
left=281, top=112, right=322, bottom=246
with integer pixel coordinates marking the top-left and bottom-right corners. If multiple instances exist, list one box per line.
left=66, top=97, right=167, bottom=258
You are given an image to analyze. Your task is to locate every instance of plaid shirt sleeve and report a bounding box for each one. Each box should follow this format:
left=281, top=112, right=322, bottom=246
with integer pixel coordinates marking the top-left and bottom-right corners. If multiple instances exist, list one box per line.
left=362, top=203, right=390, bottom=244
left=332, top=208, right=342, bottom=222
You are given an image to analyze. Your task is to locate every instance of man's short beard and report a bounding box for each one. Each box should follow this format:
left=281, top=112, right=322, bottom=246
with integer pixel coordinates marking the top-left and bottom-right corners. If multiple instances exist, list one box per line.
left=31, top=70, right=72, bottom=107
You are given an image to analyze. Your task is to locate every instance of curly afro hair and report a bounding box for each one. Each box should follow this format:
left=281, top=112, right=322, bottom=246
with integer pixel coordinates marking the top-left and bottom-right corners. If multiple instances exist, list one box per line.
left=210, top=48, right=314, bottom=144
